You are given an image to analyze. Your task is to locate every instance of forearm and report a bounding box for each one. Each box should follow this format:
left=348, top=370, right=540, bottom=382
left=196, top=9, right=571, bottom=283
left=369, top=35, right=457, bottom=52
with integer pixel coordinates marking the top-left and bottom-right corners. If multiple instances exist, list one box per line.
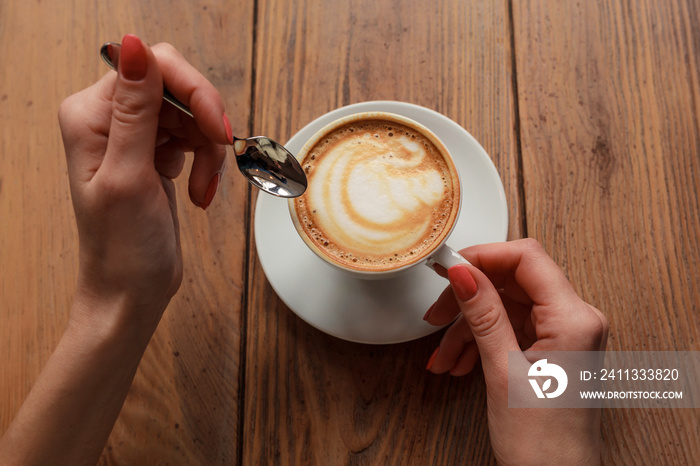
left=0, top=295, right=160, bottom=465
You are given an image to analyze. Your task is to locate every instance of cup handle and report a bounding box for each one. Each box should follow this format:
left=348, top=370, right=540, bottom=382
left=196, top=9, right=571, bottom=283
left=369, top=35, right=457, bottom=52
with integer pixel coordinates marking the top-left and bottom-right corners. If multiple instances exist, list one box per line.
left=425, top=244, right=470, bottom=271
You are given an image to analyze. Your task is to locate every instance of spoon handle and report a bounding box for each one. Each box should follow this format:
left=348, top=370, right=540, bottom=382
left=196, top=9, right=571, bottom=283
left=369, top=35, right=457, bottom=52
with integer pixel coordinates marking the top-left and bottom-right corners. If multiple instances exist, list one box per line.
left=99, top=42, right=194, bottom=118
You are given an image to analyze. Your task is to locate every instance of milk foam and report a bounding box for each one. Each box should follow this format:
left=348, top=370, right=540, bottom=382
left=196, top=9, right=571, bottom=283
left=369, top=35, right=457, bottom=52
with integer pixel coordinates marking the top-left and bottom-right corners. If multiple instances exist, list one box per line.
left=294, top=120, right=457, bottom=272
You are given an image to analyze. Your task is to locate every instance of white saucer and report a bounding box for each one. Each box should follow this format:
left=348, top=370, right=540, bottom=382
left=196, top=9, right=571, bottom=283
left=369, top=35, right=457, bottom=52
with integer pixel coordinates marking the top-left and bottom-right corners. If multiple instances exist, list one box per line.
left=254, top=101, right=508, bottom=344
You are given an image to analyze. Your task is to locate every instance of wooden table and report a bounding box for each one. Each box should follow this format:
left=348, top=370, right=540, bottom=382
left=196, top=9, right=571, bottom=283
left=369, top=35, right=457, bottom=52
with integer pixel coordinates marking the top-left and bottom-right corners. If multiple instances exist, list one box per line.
left=1, top=0, right=698, bottom=464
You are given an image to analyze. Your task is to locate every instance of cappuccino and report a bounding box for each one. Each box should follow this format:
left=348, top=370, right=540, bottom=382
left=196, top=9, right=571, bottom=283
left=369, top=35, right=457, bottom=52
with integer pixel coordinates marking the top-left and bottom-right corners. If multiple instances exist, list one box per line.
left=291, top=113, right=460, bottom=273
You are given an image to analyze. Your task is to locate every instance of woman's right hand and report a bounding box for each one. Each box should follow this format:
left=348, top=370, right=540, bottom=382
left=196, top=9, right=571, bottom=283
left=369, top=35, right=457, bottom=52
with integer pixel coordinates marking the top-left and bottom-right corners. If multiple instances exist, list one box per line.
left=424, top=239, right=609, bottom=465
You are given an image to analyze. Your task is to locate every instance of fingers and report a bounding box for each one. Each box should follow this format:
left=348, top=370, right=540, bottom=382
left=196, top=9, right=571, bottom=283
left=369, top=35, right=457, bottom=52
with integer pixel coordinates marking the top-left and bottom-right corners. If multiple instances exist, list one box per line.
left=154, top=139, right=186, bottom=179
left=423, top=283, right=461, bottom=325
left=425, top=316, right=479, bottom=376
left=465, top=239, right=610, bottom=352
left=149, top=43, right=231, bottom=208
left=157, top=109, right=228, bottom=208
left=150, top=43, right=232, bottom=146
left=59, top=73, right=117, bottom=185
left=528, top=302, right=609, bottom=353
left=187, top=140, right=227, bottom=209
left=462, top=238, right=579, bottom=305
left=428, top=264, right=520, bottom=378
left=102, top=35, right=163, bottom=176
left=60, top=36, right=230, bottom=210
left=425, top=239, right=609, bottom=379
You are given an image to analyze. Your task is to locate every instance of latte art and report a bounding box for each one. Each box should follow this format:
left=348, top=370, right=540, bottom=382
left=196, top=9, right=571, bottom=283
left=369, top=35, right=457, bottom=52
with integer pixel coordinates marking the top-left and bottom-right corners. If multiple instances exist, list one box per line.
left=293, top=118, right=460, bottom=272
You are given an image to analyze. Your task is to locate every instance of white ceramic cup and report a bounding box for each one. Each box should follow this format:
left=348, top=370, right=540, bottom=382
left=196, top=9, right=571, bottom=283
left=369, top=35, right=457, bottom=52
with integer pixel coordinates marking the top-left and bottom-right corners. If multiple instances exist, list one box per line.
left=288, top=112, right=469, bottom=280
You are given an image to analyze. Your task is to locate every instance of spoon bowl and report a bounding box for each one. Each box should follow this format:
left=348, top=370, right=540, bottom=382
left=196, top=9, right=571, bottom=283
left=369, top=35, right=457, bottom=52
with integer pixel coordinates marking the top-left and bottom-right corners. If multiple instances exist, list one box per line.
left=232, top=136, right=307, bottom=197
left=100, top=42, right=307, bottom=198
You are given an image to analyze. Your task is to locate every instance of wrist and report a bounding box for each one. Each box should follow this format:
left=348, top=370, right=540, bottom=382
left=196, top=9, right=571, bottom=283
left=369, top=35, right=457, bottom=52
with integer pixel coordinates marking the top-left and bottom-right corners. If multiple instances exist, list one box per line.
left=75, top=247, right=179, bottom=323
left=70, top=278, right=167, bottom=351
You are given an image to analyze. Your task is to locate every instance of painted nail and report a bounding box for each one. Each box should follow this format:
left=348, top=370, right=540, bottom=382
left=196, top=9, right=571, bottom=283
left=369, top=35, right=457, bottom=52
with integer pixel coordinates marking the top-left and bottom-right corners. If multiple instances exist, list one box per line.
left=447, top=265, right=478, bottom=302
left=120, top=34, right=147, bottom=81
left=426, top=347, right=440, bottom=371
left=222, top=113, right=234, bottom=145
left=422, top=303, right=436, bottom=321
left=201, top=173, right=221, bottom=210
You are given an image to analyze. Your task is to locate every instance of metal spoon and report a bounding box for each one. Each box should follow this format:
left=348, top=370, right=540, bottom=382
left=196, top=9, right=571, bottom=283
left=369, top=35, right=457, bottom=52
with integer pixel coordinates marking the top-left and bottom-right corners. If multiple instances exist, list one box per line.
left=100, top=43, right=307, bottom=198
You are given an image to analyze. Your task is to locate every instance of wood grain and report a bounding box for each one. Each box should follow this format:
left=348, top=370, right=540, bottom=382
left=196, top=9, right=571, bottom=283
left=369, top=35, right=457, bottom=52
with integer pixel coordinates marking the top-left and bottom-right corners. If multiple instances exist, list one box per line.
left=513, top=0, right=700, bottom=463
left=2, top=0, right=698, bottom=464
left=244, top=0, right=520, bottom=464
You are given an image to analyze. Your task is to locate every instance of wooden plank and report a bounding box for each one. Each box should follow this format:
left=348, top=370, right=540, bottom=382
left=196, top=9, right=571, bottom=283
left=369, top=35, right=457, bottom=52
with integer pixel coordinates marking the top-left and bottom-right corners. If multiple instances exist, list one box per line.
left=0, top=1, right=254, bottom=463
left=244, top=0, right=520, bottom=464
left=513, top=0, right=700, bottom=463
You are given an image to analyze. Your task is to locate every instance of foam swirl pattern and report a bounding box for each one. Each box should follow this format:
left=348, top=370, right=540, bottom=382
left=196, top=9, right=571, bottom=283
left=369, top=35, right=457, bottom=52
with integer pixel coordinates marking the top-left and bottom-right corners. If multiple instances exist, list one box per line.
left=293, top=119, right=459, bottom=272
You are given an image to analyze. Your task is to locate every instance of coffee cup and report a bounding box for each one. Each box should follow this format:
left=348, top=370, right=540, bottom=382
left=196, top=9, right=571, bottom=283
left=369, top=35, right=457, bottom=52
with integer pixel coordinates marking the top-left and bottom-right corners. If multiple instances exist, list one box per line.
left=288, top=112, right=468, bottom=279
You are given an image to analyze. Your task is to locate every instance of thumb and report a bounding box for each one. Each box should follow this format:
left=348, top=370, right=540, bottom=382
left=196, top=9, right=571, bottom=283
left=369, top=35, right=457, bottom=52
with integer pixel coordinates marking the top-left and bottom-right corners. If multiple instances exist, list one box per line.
left=447, top=264, right=520, bottom=376
left=104, top=34, right=163, bottom=172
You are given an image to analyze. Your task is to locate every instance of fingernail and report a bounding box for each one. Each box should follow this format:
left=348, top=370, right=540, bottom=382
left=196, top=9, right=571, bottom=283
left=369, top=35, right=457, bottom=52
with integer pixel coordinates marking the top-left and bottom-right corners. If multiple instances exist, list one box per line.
left=447, top=265, right=478, bottom=302
left=201, top=173, right=221, bottom=210
left=426, top=347, right=440, bottom=371
left=106, top=43, right=115, bottom=61
left=422, top=303, right=436, bottom=321
left=222, top=113, right=234, bottom=145
left=120, top=34, right=148, bottom=81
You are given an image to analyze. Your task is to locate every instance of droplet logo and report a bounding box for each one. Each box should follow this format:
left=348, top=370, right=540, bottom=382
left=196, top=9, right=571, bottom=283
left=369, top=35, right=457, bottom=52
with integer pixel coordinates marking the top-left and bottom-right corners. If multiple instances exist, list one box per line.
left=528, top=359, right=568, bottom=399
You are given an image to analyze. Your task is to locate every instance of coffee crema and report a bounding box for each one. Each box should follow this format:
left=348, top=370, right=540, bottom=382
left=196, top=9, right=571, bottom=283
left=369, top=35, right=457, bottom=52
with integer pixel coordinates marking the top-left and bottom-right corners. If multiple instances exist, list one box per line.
left=292, top=117, right=460, bottom=272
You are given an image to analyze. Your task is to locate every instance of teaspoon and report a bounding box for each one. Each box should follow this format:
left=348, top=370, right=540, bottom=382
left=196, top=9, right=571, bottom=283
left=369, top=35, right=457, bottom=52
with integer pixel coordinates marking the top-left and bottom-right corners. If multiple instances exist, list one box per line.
left=100, top=42, right=307, bottom=198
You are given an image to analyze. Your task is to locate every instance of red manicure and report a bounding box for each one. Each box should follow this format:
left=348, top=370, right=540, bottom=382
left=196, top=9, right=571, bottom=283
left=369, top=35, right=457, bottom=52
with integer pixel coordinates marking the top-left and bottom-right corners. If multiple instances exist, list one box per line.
left=447, top=265, right=478, bottom=302
left=422, top=303, right=436, bottom=321
left=426, top=347, right=440, bottom=371
left=201, top=173, right=221, bottom=210
left=222, top=113, right=234, bottom=145
left=120, top=34, right=148, bottom=81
